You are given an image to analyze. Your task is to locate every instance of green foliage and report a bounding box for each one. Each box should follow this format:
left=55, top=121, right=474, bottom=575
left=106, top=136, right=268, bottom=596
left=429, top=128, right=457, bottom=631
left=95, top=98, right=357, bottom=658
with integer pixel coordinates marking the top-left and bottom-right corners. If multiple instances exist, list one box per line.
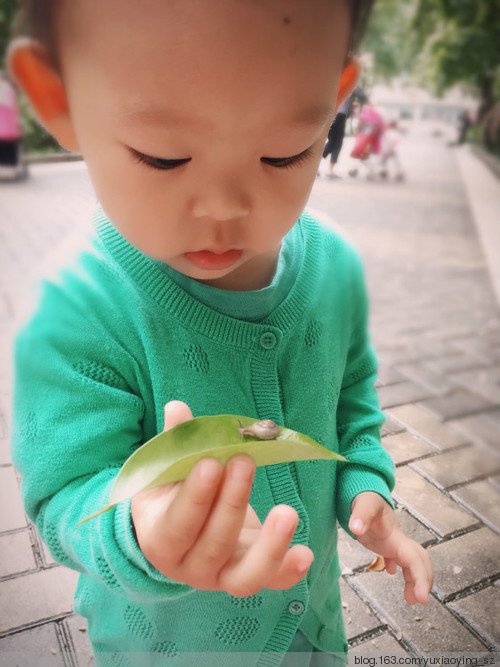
left=78, top=414, right=347, bottom=525
left=410, top=0, right=500, bottom=115
left=363, top=0, right=417, bottom=81
left=0, top=0, right=18, bottom=64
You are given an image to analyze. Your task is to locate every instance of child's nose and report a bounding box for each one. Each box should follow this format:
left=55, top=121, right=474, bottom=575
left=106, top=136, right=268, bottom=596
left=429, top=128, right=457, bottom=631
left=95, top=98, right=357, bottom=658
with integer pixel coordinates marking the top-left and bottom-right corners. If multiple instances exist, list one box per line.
left=191, top=174, right=250, bottom=222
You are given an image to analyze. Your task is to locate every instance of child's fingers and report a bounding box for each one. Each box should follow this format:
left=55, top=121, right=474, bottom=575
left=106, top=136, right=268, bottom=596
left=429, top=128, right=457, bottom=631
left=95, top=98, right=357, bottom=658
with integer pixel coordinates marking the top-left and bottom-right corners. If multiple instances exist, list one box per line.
left=159, top=457, right=224, bottom=567
left=384, top=557, right=397, bottom=575
left=163, top=400, right=193, bottom=431
left=219, top=505, right=310, bottom=596
left=349, top=491, right=388, bottom=537
left=265, top=544, right=315, bottom=591
left=399, top=543, right=433, bottom=605
left=182, top=455, right=256, bottom=573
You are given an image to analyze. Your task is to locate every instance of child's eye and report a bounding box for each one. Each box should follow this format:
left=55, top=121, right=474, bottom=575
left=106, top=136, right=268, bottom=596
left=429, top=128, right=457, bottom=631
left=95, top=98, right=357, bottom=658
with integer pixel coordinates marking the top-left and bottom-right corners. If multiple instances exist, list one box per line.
left=261, top=147, right=313, bottom=170
left=130, top=148, right=191, bottom=171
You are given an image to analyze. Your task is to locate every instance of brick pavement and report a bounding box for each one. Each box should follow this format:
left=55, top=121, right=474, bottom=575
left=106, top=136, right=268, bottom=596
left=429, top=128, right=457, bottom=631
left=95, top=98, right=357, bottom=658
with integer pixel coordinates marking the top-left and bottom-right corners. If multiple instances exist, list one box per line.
left=0, top=132, right=499, bottom=664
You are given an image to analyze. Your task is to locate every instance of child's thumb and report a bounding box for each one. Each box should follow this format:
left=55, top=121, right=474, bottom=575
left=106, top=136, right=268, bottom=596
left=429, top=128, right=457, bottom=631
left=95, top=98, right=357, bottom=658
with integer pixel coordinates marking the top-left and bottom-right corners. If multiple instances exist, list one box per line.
left=348, top=494, right=376, bottom=536
left=163, top=400, right=193, bottom=432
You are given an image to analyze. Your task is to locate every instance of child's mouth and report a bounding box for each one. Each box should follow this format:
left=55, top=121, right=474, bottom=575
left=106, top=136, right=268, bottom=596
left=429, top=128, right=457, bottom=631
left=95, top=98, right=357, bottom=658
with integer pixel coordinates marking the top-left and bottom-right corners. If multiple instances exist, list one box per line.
left=184, top=249, right=243, bottom=271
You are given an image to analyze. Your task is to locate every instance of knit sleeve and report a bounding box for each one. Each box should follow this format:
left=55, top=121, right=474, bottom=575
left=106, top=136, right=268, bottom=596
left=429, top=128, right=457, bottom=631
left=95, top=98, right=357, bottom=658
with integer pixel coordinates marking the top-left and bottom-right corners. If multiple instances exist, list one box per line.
left=11, top=281, right=195, bottom=603
left=335, top=251, right=395, bottom=537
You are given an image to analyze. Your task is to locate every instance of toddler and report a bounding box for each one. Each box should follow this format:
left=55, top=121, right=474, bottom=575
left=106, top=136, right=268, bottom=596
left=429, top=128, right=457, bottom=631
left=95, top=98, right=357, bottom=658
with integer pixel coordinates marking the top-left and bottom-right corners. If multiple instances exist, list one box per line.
left=8, top=1, right=433, bottom=665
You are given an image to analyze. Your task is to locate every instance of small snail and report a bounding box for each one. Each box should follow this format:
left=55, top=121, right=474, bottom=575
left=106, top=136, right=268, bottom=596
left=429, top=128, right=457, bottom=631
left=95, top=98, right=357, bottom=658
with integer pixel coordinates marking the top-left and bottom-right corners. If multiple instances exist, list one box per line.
left=238, top=419, right=281, bottom=440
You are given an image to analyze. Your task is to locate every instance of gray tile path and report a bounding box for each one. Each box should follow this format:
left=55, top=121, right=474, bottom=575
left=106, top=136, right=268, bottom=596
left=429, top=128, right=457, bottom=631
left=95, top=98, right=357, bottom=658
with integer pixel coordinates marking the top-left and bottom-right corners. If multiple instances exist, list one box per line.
left=1, top=131, right=499, bottom=663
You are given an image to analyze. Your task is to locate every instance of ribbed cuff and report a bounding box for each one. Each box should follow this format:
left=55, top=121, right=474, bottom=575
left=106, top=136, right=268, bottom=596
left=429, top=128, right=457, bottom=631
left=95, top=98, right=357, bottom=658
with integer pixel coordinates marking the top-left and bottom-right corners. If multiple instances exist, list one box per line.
left=336, top=464, right=394, bottom=539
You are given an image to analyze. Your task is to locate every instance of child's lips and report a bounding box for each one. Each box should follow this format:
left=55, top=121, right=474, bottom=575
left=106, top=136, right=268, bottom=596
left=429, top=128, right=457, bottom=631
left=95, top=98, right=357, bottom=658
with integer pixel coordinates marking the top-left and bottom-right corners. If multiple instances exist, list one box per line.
left=184, top=249, right=243, bottom=271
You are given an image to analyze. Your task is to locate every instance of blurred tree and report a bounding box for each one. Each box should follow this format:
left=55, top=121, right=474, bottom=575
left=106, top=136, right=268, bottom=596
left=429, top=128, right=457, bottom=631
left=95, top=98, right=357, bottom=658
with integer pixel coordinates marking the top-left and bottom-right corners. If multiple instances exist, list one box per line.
left=362, top=0, right=416, bottom=82
left=410, top=0, right=500, bottom=118
left=0, top=0, right=18, bottom=62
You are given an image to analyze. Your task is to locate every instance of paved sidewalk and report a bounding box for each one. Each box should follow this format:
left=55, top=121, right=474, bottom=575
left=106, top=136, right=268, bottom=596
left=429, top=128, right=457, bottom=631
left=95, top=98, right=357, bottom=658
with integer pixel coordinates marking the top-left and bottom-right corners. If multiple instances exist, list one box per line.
left=0, top=130, right=499, bottom=664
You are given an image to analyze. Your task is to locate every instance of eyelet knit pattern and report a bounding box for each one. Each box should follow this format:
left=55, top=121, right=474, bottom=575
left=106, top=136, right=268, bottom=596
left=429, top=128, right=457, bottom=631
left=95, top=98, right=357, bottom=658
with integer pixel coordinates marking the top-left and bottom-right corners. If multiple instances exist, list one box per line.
left=183, top=344, right=210, bottom=374
left=215, top=617, right=261, bottom=646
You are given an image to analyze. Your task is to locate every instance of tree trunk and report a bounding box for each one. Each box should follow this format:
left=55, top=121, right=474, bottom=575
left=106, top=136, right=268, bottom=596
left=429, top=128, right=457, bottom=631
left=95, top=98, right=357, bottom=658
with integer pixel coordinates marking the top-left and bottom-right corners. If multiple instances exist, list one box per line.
left=477, top=74, right=494, bottom=121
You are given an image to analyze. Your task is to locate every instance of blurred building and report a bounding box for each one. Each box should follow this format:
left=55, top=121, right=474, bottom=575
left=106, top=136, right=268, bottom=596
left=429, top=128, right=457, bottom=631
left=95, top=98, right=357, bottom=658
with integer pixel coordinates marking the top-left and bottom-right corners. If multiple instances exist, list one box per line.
left=370, top=80, right=478, bottom=127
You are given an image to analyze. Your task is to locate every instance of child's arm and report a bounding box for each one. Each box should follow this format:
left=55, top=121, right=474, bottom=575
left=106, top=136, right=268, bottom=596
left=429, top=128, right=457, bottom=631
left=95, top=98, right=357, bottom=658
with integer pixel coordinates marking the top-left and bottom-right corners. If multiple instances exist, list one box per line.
left=333, top=248, right=433, bottom=604
left=349, top=491, right=433, bottom=604
left=131, top=401, right=314, bottom=596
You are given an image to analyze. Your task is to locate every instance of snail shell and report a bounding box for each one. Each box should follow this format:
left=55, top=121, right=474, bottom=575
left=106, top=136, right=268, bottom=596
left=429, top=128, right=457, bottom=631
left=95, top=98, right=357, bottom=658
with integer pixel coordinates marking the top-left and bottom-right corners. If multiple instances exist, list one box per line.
left=238, top=419, right=281, bottom=440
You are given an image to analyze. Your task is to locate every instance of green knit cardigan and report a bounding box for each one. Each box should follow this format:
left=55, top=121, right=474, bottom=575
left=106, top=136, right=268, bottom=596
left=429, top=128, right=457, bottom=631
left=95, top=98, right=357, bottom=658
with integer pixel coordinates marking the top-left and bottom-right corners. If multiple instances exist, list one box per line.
left=12, top=209, right=394, bottom=666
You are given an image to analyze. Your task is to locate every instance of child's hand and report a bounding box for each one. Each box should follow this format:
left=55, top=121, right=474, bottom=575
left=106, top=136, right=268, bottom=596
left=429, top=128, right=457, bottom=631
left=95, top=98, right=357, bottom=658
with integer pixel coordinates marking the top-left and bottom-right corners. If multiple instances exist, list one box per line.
left=349, top=491, right=433, bottom=605
left=131, top=401, right=314, bottom=596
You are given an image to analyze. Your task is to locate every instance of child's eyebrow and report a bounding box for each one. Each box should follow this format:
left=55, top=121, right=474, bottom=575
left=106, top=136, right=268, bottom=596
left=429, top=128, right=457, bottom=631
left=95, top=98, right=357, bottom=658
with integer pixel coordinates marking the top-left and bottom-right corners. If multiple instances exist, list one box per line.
left=118, top=103, right=334, bottom=128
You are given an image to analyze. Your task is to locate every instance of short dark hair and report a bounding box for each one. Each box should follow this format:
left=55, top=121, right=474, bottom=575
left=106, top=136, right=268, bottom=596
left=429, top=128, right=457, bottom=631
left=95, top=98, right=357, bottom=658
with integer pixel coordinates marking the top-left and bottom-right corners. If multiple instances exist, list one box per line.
left=349, top=0, right=376, bottom=53
left=14, top=0, right=375, bottom=63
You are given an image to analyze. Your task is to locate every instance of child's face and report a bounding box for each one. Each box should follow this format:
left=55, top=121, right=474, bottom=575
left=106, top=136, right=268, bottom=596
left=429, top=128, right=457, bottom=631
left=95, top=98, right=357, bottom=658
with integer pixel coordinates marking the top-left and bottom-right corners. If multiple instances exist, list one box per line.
left=56, top=0, right=350, bottom=290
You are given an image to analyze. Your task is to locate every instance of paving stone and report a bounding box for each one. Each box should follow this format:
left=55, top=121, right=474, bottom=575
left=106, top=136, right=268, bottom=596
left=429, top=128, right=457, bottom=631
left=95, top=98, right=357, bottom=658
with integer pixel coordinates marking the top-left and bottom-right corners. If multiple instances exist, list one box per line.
left=380, top=415, right=406, bottom=438
left=395, top=509, right=436, bottom=546
left=0, top=466, right=27, bottom=532
left=65, top=614, right=94, bottom=666
left=349, top=570, right=486, bottom=653
left=377, top=347, right=425, bottom=367
left=0, top=623, right=64, bottom=666
left=349, top=632, right=410, bottom=658
left=0, top=428, right=12, bottom=466
left=0, top=566, right=78, bottom=633
left=451, top=479, right=500, bottom=533
left=377, top=364, right=406, bottom=387
left=393, top=467, right=478, bottom=537
left=382, top=431, right=436, bottom=466
left=451, top=337, right=499, bottom=364
left=451, top=365, right=500, bottom=405
left=490, top=475, right=500, bottom=491
left=338, top=528, right=374, bottom=572
left=36, top=527, right=57, bottom=567
left=396, top=362, right=452, bottom=396
left=387, top=404, right=469, bottom=450
left=409, top=445, right=500, bottom=489
left=0, top=530, right=37, bottom=578
left=378, top=383, right=432, bottom=410
left=424, top=353, right=489, bottom=375
left=429, top=528, right=500, bottom=600
left=449, top=414, right=500, bottom=454
left=341, top=578, right=382, bottom=641
left=484, top=408, right=500, bottom=429
left=420, top=389, right=496, bottom=421
left=449, top=586, right=500, bottom=650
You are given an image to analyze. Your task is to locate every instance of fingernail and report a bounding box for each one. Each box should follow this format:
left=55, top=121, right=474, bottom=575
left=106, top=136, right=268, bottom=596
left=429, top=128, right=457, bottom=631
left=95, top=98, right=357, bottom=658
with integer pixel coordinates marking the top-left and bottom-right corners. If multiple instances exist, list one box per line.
left=351, top=519, right=364, bottom=533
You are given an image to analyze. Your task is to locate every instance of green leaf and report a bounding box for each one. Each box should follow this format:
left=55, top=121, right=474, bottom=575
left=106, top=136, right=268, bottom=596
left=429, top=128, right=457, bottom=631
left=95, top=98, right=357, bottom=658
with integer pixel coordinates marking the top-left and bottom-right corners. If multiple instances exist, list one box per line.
left=77, top=415, right=348, bottom=526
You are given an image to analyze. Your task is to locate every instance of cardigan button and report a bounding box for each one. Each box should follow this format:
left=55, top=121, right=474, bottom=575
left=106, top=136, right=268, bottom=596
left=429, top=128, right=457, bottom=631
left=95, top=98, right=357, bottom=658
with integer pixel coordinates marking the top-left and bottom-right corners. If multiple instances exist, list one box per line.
left=259, top=332, right=277, bottom=349
left=288, top=601, right=305, bottom=615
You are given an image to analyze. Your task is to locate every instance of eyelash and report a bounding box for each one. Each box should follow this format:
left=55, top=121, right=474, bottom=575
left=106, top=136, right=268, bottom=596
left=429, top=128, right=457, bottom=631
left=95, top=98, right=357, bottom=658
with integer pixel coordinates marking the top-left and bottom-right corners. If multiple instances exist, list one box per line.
left=261, top=147, right=314, bottom=170
left=130, top=149, right=191, bottom=171
left=129, top=146, right=314, bottom=171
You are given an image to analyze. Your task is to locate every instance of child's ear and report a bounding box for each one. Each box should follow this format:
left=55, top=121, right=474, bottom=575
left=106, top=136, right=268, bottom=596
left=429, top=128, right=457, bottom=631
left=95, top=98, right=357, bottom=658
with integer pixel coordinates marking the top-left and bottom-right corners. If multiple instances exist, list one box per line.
left=335, top=58, right=360, bottom=110
left=7, top=38, right=79, bottom=152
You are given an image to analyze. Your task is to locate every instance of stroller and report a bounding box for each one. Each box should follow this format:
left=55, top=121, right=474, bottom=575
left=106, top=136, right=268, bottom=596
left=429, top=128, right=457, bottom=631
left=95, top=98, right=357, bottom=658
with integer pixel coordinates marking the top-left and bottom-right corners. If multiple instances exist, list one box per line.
left=0, top=74, right=27, bottom=181
left=348, top=106, right=405, bottom=181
